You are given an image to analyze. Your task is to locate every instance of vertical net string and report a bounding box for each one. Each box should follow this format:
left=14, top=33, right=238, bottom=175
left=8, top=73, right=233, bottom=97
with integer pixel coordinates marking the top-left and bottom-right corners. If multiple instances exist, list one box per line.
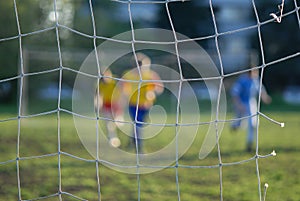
left=127, top=1, right=142, bottom=200
left=53, top=0, right=63, bottom=199
left=209, top=0, right=225, bottom=200
left=88, top=0, right=102, bottom=200
left=251, top=0, right=266, bottom=200
left=13, top=0, right=23, bottom=200
left=165, top=1, right=184, bottom=200
left=293, top=0, right=300, bottom=29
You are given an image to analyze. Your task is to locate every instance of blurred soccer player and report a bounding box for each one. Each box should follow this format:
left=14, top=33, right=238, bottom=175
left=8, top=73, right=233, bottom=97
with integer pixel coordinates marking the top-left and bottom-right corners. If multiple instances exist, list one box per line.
left=94, top=69, right=123, bottom=148
left=231, top=68, right=271, bottom=152
left=122, top=53, right=164, bottom=153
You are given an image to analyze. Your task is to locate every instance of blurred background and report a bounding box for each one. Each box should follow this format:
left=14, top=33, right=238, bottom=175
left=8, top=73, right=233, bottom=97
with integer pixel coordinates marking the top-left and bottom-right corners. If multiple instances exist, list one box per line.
left=0, top=0, right=299, bottom=114
left=0, top=1, right=300, bottom=200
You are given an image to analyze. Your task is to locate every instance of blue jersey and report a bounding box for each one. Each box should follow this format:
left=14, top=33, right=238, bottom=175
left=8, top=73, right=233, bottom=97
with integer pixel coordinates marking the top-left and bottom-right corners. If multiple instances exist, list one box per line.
left=231, top=74, right=259, bottom=104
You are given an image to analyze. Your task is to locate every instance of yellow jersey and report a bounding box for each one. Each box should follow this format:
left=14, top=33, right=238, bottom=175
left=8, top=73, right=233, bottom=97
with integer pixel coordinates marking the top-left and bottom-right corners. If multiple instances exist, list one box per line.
left=123, top=69, right=160, bottom=108
left=98, top=77, right=120, bottom=106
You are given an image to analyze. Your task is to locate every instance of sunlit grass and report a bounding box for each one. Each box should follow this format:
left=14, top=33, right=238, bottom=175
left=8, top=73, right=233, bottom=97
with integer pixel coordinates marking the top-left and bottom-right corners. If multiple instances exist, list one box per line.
left=0, top=112, right=299, bottom=200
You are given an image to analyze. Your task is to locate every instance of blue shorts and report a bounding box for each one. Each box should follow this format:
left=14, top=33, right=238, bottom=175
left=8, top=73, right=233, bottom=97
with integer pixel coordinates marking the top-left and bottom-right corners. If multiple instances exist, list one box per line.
left=129, top=105, right=148, bottom=127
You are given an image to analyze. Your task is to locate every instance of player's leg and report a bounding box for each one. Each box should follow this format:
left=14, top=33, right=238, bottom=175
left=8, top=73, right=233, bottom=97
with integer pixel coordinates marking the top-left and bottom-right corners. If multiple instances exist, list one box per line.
left=246, top=102, right=255, bottom=152
left=128, top=105, right=148, bottom=153
left=231, top=105, right=242, bottom=131
left=246, top=98, right=259, bottom=152
left=246, top=118, right=254, bottom=152
left=104, top=106, right=121, bottom=148
left=135, top=107, right=149, bottom=153
left=129, top=105, right=139, bottom=150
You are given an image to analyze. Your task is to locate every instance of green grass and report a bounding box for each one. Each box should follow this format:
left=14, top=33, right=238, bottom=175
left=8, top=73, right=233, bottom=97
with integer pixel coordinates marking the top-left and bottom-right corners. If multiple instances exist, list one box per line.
left=0, top=112, right=299, bottom=201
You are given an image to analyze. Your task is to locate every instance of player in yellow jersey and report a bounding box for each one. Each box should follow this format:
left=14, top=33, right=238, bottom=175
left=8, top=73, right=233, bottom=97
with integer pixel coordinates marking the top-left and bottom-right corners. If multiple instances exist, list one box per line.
left=122, top=53, right=164, bottom=153
left=94, top=69, right=122, bottom=148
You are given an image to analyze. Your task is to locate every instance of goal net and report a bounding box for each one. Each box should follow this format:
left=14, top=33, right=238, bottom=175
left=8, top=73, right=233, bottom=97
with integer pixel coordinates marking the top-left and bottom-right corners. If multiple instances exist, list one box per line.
left=0, top=0, right=299, bottom=200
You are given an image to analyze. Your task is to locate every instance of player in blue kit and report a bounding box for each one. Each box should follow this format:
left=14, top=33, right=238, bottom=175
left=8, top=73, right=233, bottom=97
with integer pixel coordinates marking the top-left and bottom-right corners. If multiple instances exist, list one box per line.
left=231, top=68, right=271, bottom=152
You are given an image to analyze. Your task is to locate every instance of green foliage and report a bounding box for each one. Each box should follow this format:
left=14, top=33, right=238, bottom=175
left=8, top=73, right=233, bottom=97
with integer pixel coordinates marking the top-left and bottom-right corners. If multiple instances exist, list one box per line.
left=0, top=1, right=18, bottom=79
left=0, top=0, right=130, bottom=103
left=252, top=1, right=300, bottom=91
left=155, top=1, right=216, bottom=45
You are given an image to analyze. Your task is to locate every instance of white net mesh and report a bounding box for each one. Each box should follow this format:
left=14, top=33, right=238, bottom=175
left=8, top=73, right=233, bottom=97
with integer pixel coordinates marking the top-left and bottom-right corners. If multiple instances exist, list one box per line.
left=0, top=0, right=299, bottom=200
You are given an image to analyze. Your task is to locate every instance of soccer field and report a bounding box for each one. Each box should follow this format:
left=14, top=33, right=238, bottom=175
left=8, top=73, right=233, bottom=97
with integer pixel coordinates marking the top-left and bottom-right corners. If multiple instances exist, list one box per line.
left=0, top=0, right=299, bottom=200
left=0, top=112, right=299, bottom=201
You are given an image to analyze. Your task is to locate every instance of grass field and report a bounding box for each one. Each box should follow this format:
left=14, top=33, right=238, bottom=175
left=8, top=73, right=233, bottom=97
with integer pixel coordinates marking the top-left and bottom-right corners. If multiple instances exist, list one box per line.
left=0, top=111, right=300, bottom=201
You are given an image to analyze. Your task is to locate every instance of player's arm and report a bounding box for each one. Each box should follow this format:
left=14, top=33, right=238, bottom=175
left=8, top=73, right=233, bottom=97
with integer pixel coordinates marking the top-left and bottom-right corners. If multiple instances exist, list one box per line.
left=260, top=84, right=272, bottom=104
left=152, top=71, right=164, bottom=95
left=94, top=86, right=103, bottom=114
left=231, top=81, right=246, bottom=113
left=121, top=72, right=134, bottom=96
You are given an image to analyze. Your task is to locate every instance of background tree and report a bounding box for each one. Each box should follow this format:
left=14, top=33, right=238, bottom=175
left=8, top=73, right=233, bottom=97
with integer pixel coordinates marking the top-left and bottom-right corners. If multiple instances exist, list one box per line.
left=156, top=1, right=216, bottom=47
left=0, top=0, right=128, bottom=103
left=252, top=0, right=300, bottom=92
